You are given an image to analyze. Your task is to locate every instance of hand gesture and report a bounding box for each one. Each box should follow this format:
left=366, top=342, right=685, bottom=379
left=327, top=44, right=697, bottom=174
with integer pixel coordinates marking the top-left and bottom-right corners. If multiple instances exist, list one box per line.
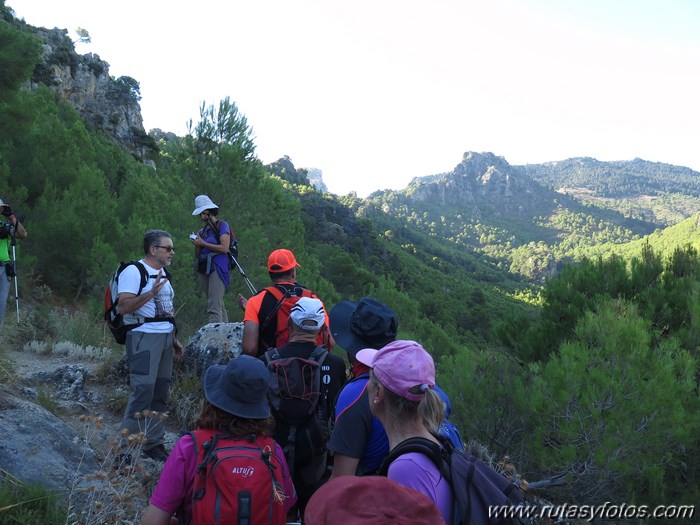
left=151, top=270, right=167, bottom=296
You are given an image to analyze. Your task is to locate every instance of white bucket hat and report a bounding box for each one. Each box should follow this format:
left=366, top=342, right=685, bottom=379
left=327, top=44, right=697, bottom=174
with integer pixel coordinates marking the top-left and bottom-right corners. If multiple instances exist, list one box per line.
left=192, top=195, right=219, bottom=215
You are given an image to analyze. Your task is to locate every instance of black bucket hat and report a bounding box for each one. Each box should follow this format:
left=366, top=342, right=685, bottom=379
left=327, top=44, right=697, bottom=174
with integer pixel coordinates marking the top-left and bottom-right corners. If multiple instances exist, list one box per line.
left=329, top=297, right=398, bottom=357
left=202, top=355, right=270, bottom=419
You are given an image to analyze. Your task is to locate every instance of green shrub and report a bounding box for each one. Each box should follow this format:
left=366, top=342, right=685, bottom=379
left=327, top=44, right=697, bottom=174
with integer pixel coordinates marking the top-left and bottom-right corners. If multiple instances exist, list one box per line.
left=526, top=299, right=699, bottom=505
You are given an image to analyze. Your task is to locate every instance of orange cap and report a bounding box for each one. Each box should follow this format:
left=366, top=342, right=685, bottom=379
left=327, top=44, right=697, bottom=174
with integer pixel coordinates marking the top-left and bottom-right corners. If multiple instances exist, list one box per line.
left=267, top=249, right=300, bottom=272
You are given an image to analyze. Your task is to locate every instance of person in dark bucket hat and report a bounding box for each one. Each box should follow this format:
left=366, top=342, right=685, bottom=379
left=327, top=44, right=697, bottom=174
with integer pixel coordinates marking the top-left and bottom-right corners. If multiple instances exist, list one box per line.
left=329, top=297, right=398, bottom=358
left=141, top=356, right=298, bottom=525
left=327, top=297, right=398, bottom=478
left=203, top=355, right=271, bottom=419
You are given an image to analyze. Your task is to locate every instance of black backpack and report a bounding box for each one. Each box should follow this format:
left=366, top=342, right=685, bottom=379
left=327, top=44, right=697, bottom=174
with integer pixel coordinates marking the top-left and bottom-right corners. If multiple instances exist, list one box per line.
left=263, top=346, right=331, bottom=477
left=379, top=435, right=528, bottom=525
left=104, top=261, right=173, bottom=344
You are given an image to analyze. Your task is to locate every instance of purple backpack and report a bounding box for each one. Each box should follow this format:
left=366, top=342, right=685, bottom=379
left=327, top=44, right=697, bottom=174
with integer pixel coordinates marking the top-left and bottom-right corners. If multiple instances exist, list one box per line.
left=379, top=435, right=528, bottom=525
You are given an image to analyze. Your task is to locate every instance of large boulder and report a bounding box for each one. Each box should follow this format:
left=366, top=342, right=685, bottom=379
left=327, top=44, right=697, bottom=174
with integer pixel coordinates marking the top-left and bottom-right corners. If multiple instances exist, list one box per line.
left=0, top=386, right=98, bottom=490
left=182, top=322, right=244, bottom=378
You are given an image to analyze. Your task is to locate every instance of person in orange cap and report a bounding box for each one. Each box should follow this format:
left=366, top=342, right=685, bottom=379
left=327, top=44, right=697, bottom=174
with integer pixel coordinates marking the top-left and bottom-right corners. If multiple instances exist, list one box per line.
left=240, top=248, right=332, bottom=357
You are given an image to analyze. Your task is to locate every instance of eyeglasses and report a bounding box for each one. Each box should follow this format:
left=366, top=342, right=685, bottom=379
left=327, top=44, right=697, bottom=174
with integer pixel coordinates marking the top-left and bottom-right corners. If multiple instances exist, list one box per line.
left=155, top=245, right=175, bottom=253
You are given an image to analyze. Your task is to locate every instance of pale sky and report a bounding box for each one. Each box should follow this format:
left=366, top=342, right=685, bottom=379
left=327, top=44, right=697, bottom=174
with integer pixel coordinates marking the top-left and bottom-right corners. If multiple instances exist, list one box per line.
left=8, top=0, right=700, bottom=197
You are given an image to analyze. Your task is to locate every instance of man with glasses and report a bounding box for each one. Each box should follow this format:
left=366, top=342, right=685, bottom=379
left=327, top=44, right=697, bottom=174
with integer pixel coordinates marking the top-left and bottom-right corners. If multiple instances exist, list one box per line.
left=117, top=229, right=183, bottom=462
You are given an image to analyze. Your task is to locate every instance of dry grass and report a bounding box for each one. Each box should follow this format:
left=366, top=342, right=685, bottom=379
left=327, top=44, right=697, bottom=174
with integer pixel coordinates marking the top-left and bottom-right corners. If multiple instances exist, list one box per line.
left=65, top=412, right=167, bottom=525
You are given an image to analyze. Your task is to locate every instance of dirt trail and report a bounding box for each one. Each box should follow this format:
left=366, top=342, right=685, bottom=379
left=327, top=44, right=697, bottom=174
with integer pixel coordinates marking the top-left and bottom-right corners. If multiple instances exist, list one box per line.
left=7, top=348, right=102, bottom=379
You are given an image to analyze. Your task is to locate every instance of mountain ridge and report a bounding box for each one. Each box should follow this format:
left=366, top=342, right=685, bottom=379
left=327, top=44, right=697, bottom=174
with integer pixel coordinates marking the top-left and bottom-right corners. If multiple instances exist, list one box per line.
left=15, top=15, right=700, bottom=213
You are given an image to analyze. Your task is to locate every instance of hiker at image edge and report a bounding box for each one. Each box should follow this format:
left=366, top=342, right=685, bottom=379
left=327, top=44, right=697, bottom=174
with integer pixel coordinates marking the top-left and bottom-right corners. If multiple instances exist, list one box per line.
left=117, top=229, right=184, bottom=463
left=261, top=296, right=347, bottom=519
left=0, top=197, right=27, bottom=329
left=190, top=194, right=233, bottom=324
left=238, top=248, right=334, bottom=358
left=327, top=298, right=465, bottom=480
left=364, top=341, right=527, bottom=525
left=140, top=356, right=297, bottom=525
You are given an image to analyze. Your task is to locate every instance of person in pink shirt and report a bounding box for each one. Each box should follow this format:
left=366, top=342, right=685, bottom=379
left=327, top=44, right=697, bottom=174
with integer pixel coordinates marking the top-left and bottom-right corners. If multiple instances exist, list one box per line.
left=141, top=356, right=297, bottom=525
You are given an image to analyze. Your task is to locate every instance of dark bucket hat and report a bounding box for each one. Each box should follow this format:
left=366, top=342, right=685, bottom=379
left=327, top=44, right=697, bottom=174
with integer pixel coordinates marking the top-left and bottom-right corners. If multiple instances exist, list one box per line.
left=329, top=297, right=398, bottom=357
left=203, top=355, right=270, bottom=419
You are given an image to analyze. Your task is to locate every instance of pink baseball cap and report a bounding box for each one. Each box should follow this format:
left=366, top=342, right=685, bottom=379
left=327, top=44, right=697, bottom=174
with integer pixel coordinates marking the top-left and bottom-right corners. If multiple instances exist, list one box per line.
left=356, top=340, right=435, bottom=401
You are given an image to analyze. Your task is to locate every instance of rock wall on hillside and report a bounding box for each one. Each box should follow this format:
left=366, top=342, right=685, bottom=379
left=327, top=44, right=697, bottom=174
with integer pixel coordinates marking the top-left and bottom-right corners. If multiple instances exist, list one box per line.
left=405, top=151, right=551, bottom=219
left=26, top=27, right=157, bottom=164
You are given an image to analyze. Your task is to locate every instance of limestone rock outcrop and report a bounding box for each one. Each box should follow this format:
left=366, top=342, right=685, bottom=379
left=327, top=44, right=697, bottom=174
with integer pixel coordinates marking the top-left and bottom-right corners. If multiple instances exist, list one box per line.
left=27, top=27, right=156, bottom=162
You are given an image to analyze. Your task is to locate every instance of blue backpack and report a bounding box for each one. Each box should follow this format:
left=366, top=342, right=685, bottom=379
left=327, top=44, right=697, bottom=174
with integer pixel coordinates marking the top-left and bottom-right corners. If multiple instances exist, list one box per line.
left=379, top=435, right=528, bottom=525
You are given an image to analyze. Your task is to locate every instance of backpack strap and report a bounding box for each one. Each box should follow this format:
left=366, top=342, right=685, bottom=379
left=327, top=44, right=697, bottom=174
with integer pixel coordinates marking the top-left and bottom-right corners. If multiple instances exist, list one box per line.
left=310, top=346, right=334, bottom=437
left=309, top=346, right=330, bottom=406
left=129, top=262, right=175, bottom=326
left=379, top=436, right=475, bottom=525
left=263, top=348, right=282, bottom=366
left=115, top=261, right=155, bottom=326
left=259, top=284, right=302, bottom=347
left=203, top=217, right=232, bottom=246
left=308, top=345, right=328, bottom=365
left=379, top=437, right=444, bottom=476
left=204, top=217, right=238, bottom=266
left=134, top=261, right=149, bottom=295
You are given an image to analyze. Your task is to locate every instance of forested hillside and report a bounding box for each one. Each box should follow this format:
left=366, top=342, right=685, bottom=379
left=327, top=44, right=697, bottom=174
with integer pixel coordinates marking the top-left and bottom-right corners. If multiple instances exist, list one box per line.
left=522, top=157, right=700, bottom=225
left=369, top=151, right=699, bottom=282
left=1, top=2, right=698, bottom=517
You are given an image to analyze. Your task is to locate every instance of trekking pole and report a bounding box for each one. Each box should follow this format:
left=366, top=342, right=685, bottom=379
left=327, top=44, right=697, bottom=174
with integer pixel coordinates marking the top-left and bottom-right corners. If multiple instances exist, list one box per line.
left=10, top=235, right=19, bottom=324
left=231, top=255, right=257, bottom=295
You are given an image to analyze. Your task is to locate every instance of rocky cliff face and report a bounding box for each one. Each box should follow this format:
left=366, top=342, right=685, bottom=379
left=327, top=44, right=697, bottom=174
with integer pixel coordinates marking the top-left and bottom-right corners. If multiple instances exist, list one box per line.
left=304, top=167, right=329, bottom=192
left=27, top=27, right=156, bottom=163
left=405, top=151, right=551, bottom=220
left=265, top=156, right=330, bottom=191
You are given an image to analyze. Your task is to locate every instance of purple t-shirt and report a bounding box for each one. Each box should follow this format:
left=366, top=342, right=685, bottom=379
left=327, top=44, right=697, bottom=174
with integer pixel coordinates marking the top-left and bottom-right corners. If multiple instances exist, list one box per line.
left=197, top=220, right=232, bottom=288
left=388, top=452, right=454, bottom=524
left=150, top=433, right=297, bottom=522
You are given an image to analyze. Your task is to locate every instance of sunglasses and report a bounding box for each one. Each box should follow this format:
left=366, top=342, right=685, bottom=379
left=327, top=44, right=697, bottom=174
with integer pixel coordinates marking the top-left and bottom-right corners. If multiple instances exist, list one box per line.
left=155, top=245, right=175, bottom=253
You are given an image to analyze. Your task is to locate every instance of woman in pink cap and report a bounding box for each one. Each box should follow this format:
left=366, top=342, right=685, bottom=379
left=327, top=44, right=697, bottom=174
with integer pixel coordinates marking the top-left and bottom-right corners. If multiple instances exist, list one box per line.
left=356, top=340, right=453, bottom=524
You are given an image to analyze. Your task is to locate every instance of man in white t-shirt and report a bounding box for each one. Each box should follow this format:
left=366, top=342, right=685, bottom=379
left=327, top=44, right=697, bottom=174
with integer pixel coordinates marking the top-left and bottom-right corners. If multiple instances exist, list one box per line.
left=118, top=229, right=183, bottom=462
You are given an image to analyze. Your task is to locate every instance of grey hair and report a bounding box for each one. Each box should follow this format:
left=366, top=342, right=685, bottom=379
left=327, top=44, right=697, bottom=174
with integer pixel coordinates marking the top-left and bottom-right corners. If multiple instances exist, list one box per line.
left=143, top=229, right=172, bottom=254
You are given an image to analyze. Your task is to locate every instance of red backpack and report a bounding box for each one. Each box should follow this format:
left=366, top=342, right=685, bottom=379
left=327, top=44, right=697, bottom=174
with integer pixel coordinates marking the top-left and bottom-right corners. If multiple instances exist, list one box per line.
left=190, top=430, right=287, bottom=525
left=259, top=285, right=329, bottom=350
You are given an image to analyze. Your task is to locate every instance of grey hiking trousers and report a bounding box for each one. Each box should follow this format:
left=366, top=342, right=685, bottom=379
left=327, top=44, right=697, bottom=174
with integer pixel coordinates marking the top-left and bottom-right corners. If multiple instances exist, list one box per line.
left=120, top=330, right=174, bottom=453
